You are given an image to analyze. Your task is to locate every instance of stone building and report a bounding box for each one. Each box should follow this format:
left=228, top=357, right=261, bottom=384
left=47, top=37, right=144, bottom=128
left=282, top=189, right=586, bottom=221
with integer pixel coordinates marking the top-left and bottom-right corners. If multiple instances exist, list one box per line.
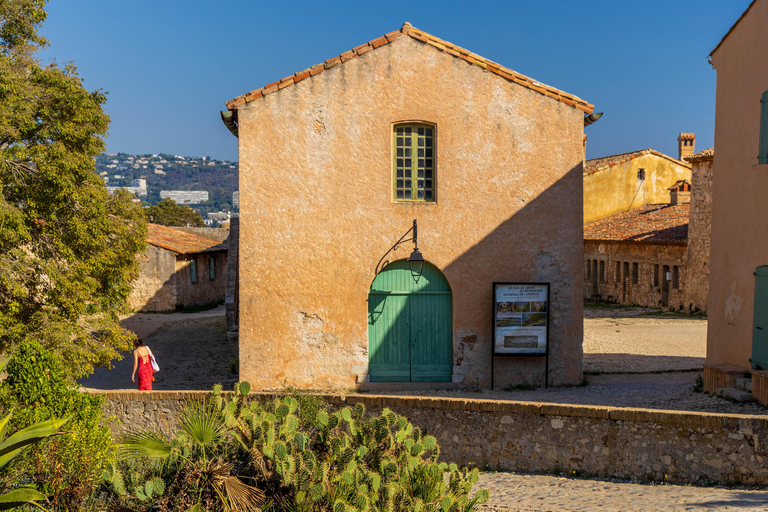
left=703, top=0, right=768, bottom=403
left=584, top=199, right=689, bottom=309
left=583, top=136, right=693, bottom=224
left=222, top=23, right=594, bottom=390
left=128, top=224, right=228, bottom=311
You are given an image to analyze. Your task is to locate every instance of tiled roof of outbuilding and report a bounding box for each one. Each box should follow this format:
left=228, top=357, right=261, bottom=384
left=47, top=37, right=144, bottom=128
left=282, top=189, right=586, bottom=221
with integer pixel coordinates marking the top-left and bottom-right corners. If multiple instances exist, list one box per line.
left=686, top=147, right=714, bottom=163
left=225, top=23, right=594, bottom=114
left=146, top=224, right=227, bottom=255
left=583, top=204, right=689, bottom=244
left=584, top=149, right=690, bottom=175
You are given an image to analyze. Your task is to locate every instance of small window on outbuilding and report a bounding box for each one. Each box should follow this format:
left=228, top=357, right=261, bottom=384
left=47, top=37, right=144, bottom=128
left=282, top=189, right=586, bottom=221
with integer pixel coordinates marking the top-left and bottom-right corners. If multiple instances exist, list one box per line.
left=393, top=123, right=435, bottom=201
left=190, top=258, right=197, bottom=284
left=209, top=257, right=215, bottom=280
left=632, top=263, right=639, bottom=285
left=760, top=91, right=768, bottom=164
left=637, top=168, right=645, bottom=181
left=615, top=261, right=621, bottom=282
left=599, top=260, right=605, bottom=283
left=586, top=260, right=591, bottom=280
left=672, top=266, right=680, bottom=289
left=654, top=264, right=660, bottom=287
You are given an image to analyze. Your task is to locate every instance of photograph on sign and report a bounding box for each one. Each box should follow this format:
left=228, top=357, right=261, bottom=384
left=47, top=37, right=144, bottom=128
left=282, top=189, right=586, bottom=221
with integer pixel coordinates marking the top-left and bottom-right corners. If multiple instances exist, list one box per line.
left=494, top=283, right=548, bottom=355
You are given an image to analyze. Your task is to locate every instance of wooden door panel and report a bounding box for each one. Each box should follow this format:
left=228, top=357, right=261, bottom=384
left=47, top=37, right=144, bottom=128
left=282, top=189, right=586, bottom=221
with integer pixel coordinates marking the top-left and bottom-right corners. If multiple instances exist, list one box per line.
left=368, top=294, right=410, bottom=382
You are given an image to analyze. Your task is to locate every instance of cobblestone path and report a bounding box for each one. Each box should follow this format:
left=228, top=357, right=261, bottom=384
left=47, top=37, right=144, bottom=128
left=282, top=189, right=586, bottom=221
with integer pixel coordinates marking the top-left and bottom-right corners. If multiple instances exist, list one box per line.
left=476, top=473, right=768, bottom=511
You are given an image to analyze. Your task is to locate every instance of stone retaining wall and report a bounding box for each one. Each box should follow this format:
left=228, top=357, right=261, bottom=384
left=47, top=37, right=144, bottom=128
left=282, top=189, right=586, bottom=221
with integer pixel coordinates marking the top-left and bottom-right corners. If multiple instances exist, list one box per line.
left=100, top=391, right=768, bottom=486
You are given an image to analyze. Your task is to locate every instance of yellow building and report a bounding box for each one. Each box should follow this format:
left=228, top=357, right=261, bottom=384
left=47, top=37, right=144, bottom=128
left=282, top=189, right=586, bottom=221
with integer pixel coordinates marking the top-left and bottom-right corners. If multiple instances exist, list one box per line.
left=583, top=135, right=693, bottom=224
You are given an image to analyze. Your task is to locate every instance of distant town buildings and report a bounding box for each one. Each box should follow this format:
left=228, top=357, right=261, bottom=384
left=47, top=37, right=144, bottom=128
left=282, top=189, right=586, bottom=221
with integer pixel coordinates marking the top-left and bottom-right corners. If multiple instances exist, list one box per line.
left=107, top=178, right=147, bottom=197
left=232, top=190, right=239, bottom=208
left=160, top=190, right=209, bottom=204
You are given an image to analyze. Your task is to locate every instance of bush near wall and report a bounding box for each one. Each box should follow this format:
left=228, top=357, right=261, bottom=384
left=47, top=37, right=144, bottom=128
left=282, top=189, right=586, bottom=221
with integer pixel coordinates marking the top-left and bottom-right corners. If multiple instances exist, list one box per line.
left=0, top=341, right=116, bottom=510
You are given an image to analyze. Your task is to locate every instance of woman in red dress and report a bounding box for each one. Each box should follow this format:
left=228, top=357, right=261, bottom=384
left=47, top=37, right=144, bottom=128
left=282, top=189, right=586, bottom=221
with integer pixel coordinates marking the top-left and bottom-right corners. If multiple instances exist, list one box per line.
left=130, top=338, right=154, bottom=391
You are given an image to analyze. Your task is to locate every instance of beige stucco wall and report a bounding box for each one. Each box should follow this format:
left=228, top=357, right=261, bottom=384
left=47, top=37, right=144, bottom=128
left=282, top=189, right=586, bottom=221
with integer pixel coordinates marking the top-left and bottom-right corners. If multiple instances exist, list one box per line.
left=175, top=252, right=228, bottom=308
left=707, top=0, right=768, bottom=369
left=583, top=154, right=691, bottom=224
left=584, top=241, right=687, bottom=309
left=684, top=158, right=713, bottom=314
left=128, top=245, right=178, bottom=311
left=236, top=36, right=586, bottom=390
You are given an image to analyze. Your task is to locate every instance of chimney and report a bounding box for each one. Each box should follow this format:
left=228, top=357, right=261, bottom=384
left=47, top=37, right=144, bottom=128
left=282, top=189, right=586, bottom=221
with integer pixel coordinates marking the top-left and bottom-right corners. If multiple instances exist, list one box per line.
left=668, top=180, right=691, bottom=206
left=678, top=132, right=695, bottom=161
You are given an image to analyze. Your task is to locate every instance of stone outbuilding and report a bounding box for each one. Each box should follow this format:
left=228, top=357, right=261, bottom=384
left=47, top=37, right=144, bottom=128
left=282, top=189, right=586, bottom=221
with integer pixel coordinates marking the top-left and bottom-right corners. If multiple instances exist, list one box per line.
left=703, top=0, right=768, bottom=403
left=583, top=135, right=693, bottom=224
left=223, top=23, right=594, bottom=390
left=128, top=224, right=228, bottom=312
left=584, top=201, right=690, bottom=309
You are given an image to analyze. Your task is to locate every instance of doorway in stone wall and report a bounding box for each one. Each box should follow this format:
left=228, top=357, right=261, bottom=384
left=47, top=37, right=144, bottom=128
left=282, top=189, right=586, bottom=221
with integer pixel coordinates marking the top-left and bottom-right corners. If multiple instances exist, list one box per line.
left=662, top=265, right=670, bottom=307
left=367, top=260, right=452, bottom=382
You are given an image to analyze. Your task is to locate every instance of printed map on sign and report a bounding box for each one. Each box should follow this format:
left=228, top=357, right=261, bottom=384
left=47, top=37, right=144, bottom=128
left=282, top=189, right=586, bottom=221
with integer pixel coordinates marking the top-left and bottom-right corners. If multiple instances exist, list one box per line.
left=494, top=284, right=548, bottom=355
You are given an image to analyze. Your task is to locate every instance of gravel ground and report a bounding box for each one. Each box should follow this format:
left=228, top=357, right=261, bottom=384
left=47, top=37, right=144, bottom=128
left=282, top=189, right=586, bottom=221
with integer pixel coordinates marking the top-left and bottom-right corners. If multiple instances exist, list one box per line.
left=475, top=472, right=768, bottom=511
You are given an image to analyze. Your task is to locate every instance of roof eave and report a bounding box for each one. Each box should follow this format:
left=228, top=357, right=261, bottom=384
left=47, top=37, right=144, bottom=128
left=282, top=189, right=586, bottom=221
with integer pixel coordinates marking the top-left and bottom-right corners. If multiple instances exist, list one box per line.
left=225, top=23, right=594, bottom=114
left=709, top=0, right=758, bottom=58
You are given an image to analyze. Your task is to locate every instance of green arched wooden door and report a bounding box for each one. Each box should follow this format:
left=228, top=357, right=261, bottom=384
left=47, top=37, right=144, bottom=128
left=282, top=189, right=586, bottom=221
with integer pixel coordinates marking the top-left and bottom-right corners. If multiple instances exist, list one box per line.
left=368, top=260, right=452, bottom=382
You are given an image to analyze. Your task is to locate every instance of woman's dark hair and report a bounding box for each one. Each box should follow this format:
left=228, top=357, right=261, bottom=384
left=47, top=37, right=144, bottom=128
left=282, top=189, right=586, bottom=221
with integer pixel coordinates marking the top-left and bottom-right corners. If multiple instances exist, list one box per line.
left=133, top=337, right=145, bottom=348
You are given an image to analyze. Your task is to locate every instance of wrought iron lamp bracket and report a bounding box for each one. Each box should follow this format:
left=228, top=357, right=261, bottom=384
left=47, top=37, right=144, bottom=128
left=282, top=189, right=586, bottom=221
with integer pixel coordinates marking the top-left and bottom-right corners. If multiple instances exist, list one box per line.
left=375, top=219, right=419, bottom=276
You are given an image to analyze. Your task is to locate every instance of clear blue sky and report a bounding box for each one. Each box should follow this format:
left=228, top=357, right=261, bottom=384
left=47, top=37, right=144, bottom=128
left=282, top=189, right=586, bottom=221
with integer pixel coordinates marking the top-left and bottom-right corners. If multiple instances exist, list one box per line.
left=39, top=0, right=749, bottom=162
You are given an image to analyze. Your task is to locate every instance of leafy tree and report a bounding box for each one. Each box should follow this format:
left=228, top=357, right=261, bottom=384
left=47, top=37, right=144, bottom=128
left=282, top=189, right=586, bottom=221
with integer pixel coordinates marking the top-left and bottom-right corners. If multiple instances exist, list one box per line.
left=0, top=0, right=147, bottom=378
left=146, top=197, right=205, bottom=227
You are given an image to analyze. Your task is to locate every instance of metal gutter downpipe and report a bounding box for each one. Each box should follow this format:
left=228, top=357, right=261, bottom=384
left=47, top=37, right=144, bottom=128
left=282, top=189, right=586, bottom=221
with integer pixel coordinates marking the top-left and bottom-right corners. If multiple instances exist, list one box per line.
left=220, top=110, right=239, bottom=138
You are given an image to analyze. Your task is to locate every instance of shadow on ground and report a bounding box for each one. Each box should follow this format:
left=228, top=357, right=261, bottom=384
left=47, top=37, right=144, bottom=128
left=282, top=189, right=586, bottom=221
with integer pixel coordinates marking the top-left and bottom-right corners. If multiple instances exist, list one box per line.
left=584, top=353, right=704, bottom=374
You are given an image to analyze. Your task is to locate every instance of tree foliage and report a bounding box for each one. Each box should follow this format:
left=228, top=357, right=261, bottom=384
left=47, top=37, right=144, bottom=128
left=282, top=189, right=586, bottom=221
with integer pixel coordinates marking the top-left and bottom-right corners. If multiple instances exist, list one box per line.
left=0, top=0, right=147, bottom=378
left=146, top=197, right=205, bottom=227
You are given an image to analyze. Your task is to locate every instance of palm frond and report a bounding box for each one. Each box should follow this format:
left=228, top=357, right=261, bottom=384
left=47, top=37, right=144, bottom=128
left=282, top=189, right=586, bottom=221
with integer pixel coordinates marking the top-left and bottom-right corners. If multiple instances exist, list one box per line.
left=118, top=431, right=172, bottom=459
left=179, top=399, right=225, bottom=450
left=220, top=476, right=264, bottom=512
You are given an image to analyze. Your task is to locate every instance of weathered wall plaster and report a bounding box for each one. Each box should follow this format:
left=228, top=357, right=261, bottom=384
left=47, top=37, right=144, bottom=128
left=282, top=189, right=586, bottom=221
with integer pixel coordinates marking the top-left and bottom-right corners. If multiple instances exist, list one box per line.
left=128, top=245, right=178, bottom=311
left=707, top=0, right=768, bottom=370
left=236, top=35, right=585, bottom=390
left=175, top=251, right=228, bottom=308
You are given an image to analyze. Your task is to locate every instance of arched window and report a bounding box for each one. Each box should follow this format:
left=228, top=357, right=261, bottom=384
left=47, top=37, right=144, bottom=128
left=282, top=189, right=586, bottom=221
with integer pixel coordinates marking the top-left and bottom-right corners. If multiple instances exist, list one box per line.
left=393, top=123, right=436, bottom=201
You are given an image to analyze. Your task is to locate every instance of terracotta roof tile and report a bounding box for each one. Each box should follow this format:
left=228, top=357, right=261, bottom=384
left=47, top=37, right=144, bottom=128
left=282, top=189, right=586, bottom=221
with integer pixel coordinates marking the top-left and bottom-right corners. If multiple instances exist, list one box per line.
left=678, top=132, right=696, bottom=141
left=584, top=149, right=691, bottom=175
left=225, top=22, right=594, bottom=114
left=146, top=224, right=227, bottom=255
left=583, top=204, right=689, bottom=244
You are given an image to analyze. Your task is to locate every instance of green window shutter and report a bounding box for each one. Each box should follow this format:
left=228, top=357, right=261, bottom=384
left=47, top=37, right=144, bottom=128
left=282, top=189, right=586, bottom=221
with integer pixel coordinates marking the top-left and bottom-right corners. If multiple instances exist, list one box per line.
left=190, top=259, right=197, bottom=283
left=209, top=257, right=215, bottom=280
left=393, top=123, right=435, bottom=201
left=760, top=91, right=768, bottom=165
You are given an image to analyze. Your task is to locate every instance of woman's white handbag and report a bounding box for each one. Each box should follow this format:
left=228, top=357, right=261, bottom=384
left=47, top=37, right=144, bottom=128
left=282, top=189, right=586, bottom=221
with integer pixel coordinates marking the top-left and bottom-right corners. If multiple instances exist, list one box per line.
left=148, top=348, right=160, bottom=372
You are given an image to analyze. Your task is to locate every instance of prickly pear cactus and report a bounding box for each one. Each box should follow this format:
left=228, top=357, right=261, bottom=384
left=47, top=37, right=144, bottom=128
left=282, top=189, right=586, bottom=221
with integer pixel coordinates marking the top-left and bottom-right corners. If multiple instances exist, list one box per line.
left=222, top=385, right=490, bottom=511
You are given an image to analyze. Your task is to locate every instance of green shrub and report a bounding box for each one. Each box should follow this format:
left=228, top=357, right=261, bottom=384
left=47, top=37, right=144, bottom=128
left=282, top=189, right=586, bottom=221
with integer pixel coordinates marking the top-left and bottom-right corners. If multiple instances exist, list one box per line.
left=0, top=341, right=116, bottom=510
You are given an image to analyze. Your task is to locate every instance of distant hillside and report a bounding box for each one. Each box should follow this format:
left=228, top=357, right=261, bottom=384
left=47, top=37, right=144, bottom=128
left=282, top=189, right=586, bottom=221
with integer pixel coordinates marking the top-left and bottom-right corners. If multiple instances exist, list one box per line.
left=94, top=153, right=238, bottom=214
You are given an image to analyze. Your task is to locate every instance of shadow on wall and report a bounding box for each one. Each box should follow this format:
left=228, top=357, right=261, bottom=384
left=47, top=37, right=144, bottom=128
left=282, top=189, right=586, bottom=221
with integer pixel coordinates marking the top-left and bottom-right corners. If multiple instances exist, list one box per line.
left=367, top=164, right=584, bottom=389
